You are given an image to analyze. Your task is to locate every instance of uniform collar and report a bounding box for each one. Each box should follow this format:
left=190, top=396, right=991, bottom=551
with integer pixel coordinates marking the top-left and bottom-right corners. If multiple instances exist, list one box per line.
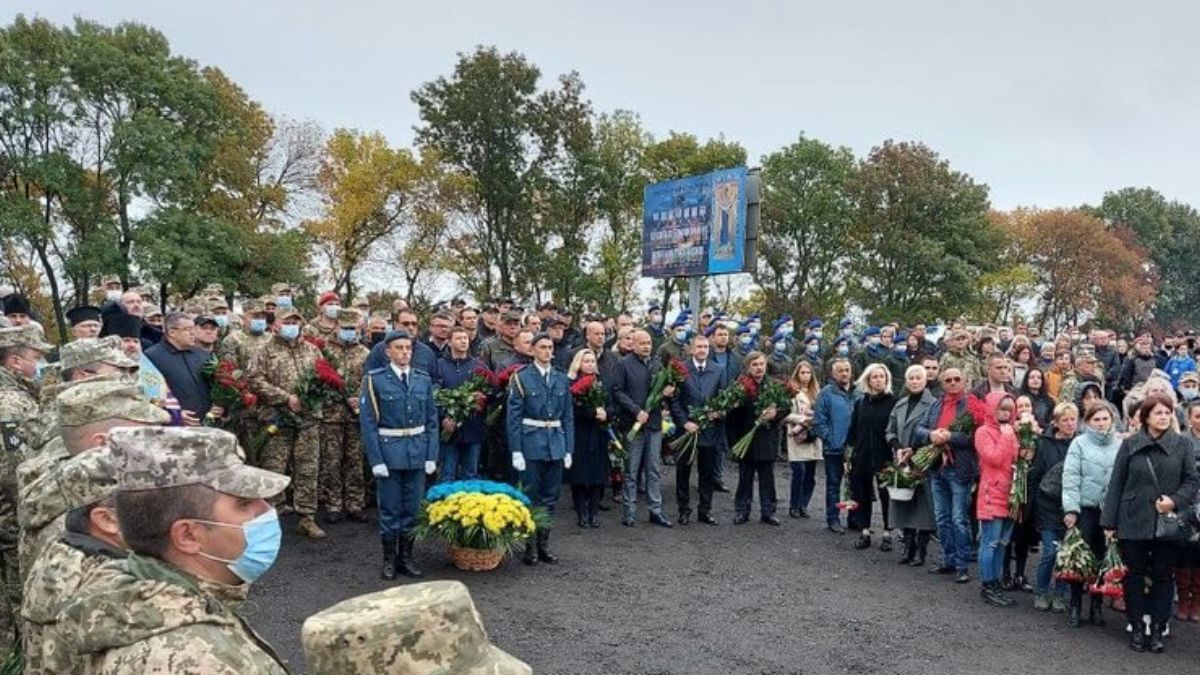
left=389, top=363, right=410, bottom=379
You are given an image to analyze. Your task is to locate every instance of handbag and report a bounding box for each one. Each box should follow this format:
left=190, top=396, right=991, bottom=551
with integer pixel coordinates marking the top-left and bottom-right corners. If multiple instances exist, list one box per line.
left=1143, top=454, right=1192, bottom=542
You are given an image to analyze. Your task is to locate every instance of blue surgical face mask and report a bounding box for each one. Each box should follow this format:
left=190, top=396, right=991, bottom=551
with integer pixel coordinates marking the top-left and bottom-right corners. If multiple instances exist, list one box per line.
left=774, top=342, right=787, bottom=354
left=868, top=337, right=881, bottom=347
left=214, top=315, right=229, bottom=328
left=837, top=345, right=849, bottom=356
left=739, top=335, right=753, bottom=347
left=749, top=322, right=761, bottom=334
left=338, top=328, right=358, bottom=343
left=842, top=327, right=853, bottom=337
left=105, top=290, right=121, bottom=303
left=812, top=330, right=823, bottom=340
left=276, top=295, right=293, bottom=309
left=34, top=359, right=49, bottom=381
left=195, top=509, right=282, bottom=584
left=674, top=329, right=688, bottom=343
left=279, top=324, right=300, bottom=341
left=806, top=343, right=819, bottom=355
left=781, top=324, right=794, bottom=336
left=249, top=318, right=267, bottom=335
left=1182, top=387, right=1199, bottom=401
left=323, top=305, right=340, bottom=319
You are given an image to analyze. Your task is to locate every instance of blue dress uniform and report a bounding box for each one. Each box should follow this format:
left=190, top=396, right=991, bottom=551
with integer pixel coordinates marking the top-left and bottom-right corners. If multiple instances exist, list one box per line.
left=506, top=362, right=574, bottom=564
left=360, top=364, right=439, bottom=578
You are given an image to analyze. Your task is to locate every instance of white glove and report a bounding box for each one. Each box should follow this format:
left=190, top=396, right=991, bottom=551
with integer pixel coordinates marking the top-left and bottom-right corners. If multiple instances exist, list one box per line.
left=511, top=452, right=526, bottom=472
left=563, top=454, right=573, bottom=469
left=424, top=460, right=437, bottom=475
left=371, top=464, right=389, bottom=478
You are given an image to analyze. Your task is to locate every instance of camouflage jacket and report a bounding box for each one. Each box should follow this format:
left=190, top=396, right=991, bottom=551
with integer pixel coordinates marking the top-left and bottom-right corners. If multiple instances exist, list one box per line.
left=938, top=350, right=983, bottom=389
left=247, top=336, right=322, bottom=424
left=303, top=321, right=338, bottom=340
left=21, top=531, right=126, bottom=675
left=321, top=340, right=368, bottom=423
left=17, top=442, right=72, bottom=581
left=65, top=553, right=291, bottom=674
left=220, top=331, right=272, bottom=372
left=0, top=366, right=40, bottom=454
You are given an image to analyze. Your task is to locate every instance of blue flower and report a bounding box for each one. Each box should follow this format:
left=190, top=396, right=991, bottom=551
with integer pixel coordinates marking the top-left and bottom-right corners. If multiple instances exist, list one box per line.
left=425, top=479, right=531, bottom=506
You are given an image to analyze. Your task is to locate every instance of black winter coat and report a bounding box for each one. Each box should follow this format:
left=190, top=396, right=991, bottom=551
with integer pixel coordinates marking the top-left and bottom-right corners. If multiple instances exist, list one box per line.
left=725, top=376, right=783, bottom=462
left=1101, top=429, right=1200, bottom=540
left=564, top=377, right=613, bottom=486
left=848, top=392, right=896, bottom=477
left=1029, top=434, right=1073, bottom=530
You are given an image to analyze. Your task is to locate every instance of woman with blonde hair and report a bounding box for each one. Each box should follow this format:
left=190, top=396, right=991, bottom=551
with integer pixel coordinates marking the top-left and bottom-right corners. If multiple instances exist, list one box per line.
left=846, top=363, right=897, bottom=550
left=565, top=349, right=613, bottom=528
left=785, top=361, right=822, bottom=519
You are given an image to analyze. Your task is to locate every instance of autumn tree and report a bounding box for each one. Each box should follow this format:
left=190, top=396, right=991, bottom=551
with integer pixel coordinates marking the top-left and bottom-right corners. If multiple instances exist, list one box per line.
left=847, top=140, right=997, bottom=322
left=304, top=129, right=417, bottom=299
left=1015, top=208, right=1155, bottom=333
left=757, top=134, right=855, bottom=320
left=591, top=110, right=650, bottom=313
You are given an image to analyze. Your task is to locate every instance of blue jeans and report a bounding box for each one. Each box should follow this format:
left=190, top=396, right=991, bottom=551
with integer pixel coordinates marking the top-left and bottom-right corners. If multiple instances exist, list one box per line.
left=823, top=450, right=844, bottom=525
left=929, top=466, right=973, bottom=571
left=790, top=461, right=816, bottom=511
left=438, top=442, right=481, bottom=483
left=978, top=518, right=1014, bottom=584
left=1036, top=528, right=1068, bottom=597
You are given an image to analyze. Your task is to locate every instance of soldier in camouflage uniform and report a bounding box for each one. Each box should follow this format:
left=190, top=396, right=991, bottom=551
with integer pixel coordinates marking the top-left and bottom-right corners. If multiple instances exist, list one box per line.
left=0, top=326, right=53, bottom=655
left=305, top=291, right=341, bottom=341
left=18, top=380, right=168, bottom=580
left=220, top=300, right=271, bottom=371
left=21, top=446, right=126, bottom=675
left=64, top=426, right=292, bottom=674
left=247, top=307, right=327, bottom=539
left=939, top=329, right=984, bottom=390
left=301, top=580, right=530, bottom=675
left=320, top=309, right=369, bottom=523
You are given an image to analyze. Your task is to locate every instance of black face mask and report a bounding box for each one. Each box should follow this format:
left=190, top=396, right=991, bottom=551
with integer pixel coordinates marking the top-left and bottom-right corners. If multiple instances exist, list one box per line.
left=265, top=311, right=276, bottom=325
left=369, top=331, right=387, bottom=346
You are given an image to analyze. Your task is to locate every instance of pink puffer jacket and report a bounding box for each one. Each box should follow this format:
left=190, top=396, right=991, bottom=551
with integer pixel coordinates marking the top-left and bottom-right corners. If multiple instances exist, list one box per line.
left=974, top=391, right=1019, bottom=521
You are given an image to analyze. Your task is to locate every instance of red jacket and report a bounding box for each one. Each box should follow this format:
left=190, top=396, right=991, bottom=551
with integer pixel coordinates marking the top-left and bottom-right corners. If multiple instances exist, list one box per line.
left=974, top=391, right=1019, bottom=521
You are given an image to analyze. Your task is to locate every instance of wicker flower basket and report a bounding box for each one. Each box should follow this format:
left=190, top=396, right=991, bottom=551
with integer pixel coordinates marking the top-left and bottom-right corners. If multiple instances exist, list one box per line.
left=887, top=486, right=916, bottom=502
left=448, top=545, right=505, bottom=572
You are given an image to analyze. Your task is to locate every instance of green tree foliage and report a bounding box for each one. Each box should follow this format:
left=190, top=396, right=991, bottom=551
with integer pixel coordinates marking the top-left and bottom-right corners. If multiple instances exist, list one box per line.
left=757, top=134, right=855, bottom=320
left=847, top=140, right=997, bottom=322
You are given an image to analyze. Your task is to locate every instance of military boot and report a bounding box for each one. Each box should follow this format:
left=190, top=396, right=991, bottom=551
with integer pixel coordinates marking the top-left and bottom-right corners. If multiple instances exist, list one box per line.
left=397, top=537, right=423, bottom=578
left=380, top=536, right=397, bottom=580
left=536, top=530, right=558, bottom=564
left=297, top=515, right=327, bottom=540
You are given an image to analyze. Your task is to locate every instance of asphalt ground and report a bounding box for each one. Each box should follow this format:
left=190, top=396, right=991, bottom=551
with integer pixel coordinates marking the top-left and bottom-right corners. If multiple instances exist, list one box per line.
left=252, top=464, right=1200, bottom=674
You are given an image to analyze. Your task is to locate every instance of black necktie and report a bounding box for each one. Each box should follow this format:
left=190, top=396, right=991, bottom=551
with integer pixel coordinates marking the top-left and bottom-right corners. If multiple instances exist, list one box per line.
left=401, top=371, right=408, bottom=387
left=698, top=364, right=705, bottom=374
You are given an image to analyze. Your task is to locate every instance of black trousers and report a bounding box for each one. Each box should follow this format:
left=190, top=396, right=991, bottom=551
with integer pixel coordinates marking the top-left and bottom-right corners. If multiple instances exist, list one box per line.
left=1120, top=539, right=1179, bottom=624
left=734, top=459, right=776, bottom=518
left=676, top=444, right=717, bottom=516
left=848, top=471, right=890, bottom=532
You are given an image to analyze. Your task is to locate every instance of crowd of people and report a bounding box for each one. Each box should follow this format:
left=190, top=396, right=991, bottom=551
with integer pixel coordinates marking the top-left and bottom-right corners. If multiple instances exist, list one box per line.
left=1, top=276, right=1199, bottom=669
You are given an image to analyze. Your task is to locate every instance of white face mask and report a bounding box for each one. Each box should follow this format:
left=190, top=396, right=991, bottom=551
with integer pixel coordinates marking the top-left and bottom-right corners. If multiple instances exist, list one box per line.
left=105, top=290, right=121, bottom=303
left=323, top=305, right=340, bottom=319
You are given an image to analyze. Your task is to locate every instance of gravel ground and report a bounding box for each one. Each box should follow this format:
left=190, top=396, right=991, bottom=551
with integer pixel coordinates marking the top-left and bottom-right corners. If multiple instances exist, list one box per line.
left=253, top=466, right=1200, bottom=674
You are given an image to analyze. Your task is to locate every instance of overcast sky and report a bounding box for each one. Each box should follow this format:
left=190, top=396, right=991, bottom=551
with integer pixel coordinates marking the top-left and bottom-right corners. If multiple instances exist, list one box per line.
left=13, top=1, right=1200, bottom=210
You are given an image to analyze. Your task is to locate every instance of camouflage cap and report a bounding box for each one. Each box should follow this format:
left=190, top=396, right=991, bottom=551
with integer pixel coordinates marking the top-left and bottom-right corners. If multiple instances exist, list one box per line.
left=143, top=305, right=163, bottom=319
left=336, top=309, right=360, bottom=326
left=270, top=283, right=292, bottom=295
left=302, top=581, right=531, bottom=675
left=59, top=336, right=139, bottom=372
left=205, top=296, right=230, bottom=312
left=0, top=325, right=54, bottom=353
left=57, top=446, right=119, bottom=510
left=243, top=299, right=265, bottom=315
left=100, top=274, right=121, bottom=287
left=276, top=307, right=304, bottom=322
left=57, top=380, right=171, bottom=428
left=351, top=296, right=370, bottom=309
left=203, top=283, right=225, bottom=295
left=108, top=427, right=290, bottom=499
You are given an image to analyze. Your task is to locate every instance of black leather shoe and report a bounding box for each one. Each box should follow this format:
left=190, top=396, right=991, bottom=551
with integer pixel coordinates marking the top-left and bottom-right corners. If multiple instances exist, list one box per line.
left=798, top=508, right=810, bottom=518
left=346, top=510, right=370, bottom=523
left=380, top=536, right=397, bottom=581
left=712, top=482, right=730, bottom=493
left=598, top=502, right=611, bottom=511
left=733, top=513, right=749, bottom=525
left=955, top=570, right=970, bottom=584
left=698, top=513, right=718, bottom=525
left=929, top=564, right=956, bottom=575
left=523, top=540, right=538, bottom=565
left=324, top=511, right=344, bottom=524
left=621, top=517, right=635, bottom=527
left=678, top=513, right=691, bottom=526
left=789, top=508, right=802, bottom=519
left=1148, top=623, right=1165, bottom=653
left=1129, top=621, right=1148, bottom=652
left=397, top=539, right=423, bottom=578
left=761, top=515, right=781, bottom=526
left=853, top=534, right=871, bottom=550
left=536, top=532, right=558, bottom=565
left=827, top=523, right=845, bottom=534
left=649, top=513, right=674, bottom=528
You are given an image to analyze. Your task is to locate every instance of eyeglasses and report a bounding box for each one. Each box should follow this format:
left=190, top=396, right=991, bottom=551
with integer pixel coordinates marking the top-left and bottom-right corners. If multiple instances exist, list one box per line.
left=943, top=376, right=963, bottom=383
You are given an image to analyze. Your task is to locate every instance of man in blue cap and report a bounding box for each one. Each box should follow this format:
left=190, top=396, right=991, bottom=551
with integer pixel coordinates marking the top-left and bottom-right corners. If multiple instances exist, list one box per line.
left=853, top=326, right=906, bottom=394
left=806, top=318, right=827, bottom=358
left=767, top=329, right=796, bottom=382
left=800, top=334, right=825, bottom=385
left=746, top=314, right=763, bottom=343
left=824, top=335, right=856, bottom=381
left=657, top=314, right=691, bottom=363
left=734, top=324, right=756, bottom=360
left=771, top=314, right=798, bottom=357
left=645, top=304, right=666, bottom=350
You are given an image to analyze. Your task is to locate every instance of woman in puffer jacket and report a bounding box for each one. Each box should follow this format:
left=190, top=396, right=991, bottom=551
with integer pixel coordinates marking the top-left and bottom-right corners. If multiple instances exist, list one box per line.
left=975, top=392, right=1026, bottom=607
left=1061, top=402, right=1122, bottom=628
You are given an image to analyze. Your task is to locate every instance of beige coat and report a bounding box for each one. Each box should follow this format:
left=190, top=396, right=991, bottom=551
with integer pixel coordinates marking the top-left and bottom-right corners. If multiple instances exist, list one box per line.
left=784, top=391, right=822, bottom=461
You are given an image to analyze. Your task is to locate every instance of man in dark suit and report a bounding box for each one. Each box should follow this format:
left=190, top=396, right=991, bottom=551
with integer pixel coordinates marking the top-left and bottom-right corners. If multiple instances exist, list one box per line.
left=669, top=334, right=728, bottom=525
left=612, top=330, right=675, bottom=528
